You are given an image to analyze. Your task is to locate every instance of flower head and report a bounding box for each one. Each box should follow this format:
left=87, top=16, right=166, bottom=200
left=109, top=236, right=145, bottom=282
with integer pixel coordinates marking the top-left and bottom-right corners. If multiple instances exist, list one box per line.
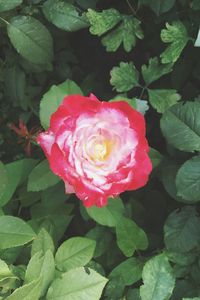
left=37, top=94, right=152, bottom=207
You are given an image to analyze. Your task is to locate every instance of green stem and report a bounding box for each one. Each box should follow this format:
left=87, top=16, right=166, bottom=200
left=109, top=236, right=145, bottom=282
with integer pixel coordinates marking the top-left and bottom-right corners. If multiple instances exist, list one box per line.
left=0, top=16, right=9, bottom=25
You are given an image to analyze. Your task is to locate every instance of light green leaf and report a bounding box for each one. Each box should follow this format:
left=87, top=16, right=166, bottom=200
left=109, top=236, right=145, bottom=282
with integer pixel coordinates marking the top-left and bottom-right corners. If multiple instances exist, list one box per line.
left=195, top=28, right=200, bottom=47
left=55, top=237, right=96, bottom=272
left=46, top=267, right=108, bottom=300
left=7, top=16, right=53, bottom=65
left=149, top=148, right=163, bottom=168
left=135, top=98, right=149, bottom=115
left=43, top=0, right=88, bottom=32
left=140, top=254, right=175, bottom=300
left=0, top=216, right=36, bottom=250
left=160, top=101, right=200, bottom=152
left=116, top=217, right=148, bottom=257
left=142, top=57, right=173, bottom=85
left=110, top=62, right=139, bottom=92
left=0, top=0, right=22, bottom=12
left=176, top=156, right=200, bottom=203
left=28, top=160, right=60, bottom=192
left=148, top=89, right=181, bottom=113
left=160, top=21, right=189, bottom=64
left=5, top=278, right=42, bottom=300
left=25, top=250, right=55, bottom=297
left=164, top=206, right=200, bottom=252
left=139, top=0, right=175, bottom=15
left=86, top=8, right=121, bottom=36
left=0, top=161, right=8, bottom=199
left=40, top=79, right=82, bottom=129
left=31, top=228, right=55, bottom=256
left=0, top=159, right=38, bottom=207
left=86, top=197, right=124, bottom=227
left=102, top=16, right=143, bottom=52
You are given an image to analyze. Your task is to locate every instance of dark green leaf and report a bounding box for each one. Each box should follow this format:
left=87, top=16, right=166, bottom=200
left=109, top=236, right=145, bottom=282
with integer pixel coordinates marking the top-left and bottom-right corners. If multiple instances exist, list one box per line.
left=43, top=0, right=88, bottom=32
left=139, top=0, right=175, bottom=15
left=7, top=16, right=53, bottom=65
left=148, top=89, right=181, bottom=113
left=176, top=156, right=200, bottom=203
left=0, top=161, right=8, bottom=199
left=0, top=0, right=22, bottom=12
left=160, top=102, right=200, bottom=152
left=164, top=206, right=200, bottom=252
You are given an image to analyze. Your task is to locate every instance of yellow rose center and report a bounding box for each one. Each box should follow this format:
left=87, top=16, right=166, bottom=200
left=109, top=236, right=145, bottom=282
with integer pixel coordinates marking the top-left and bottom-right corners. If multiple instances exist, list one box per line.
left=93, top=140, right=112, bottom=161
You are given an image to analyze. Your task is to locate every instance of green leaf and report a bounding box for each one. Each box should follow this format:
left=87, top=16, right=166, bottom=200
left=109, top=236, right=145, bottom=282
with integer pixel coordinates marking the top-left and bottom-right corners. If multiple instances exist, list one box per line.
left=149, top=148, right=163, bottom=168
left=55, top=237, right=96, bottom=272
left=140, top=254, right=175, bottom=300
left=160, top=101, right=200, bottom=152
left=110, top=62, right=139, bottom=92
left=86, top=8, right=121, bottom=36
left=148, top=89, right=181, bottom=113
left=46, top=267, right=108, bottom=300
left=40, top=79, right=82, bottom=129
left=31, top=228, right=55, bottom=256
left=194, top=28, right=200, bottom=47
left=102, top=16, right=143, bottom=52
left=160, top=21, right=189, bottom=64
left=25, top=250, right=55, bottom=297
left=166, top=251, right=196, bottom=266
left=0, top=159, right=38, bottom=207
left=43, top=0, right=88, bottom=32
left=116, top=217, right=148, bottom=257
left=0, top=216, right=36, bottom=250
left=176, top=156, right=200, bottom=203
left=164, top=206, right=200, bottom=253
left=141, top=57, right=173, bottom=85
left=28, top=160, right=60, bottom=192
left=139, top=0, right=175, bottom=15
left=0, top=0, right=22, bottom=12
left=7, top=16, right=53, bottom=65
left=5, top=278, right=42, bottom=300
left=86, top=197, right=124, bottom=227
left=0, top=161, right=8, bottom=199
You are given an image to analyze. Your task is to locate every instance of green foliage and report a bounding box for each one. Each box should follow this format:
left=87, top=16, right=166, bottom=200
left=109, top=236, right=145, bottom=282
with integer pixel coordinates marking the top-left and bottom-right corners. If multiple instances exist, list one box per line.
left=1, top=0, right=200, bottom=298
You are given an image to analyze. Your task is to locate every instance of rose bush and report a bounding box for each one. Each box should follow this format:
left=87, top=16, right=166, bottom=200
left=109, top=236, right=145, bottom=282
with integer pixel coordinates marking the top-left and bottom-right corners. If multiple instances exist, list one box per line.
left=37, top=94, right=152, bottom=207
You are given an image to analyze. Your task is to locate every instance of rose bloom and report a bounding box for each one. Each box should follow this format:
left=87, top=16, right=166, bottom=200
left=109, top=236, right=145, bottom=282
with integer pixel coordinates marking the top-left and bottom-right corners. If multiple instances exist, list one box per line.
left=37, top=94, right=152, bottom=207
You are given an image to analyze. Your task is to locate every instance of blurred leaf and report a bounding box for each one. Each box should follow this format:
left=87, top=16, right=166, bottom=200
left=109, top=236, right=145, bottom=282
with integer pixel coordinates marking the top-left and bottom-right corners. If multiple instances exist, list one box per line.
left=40, top=79, right=82, bottom=129
left=164, top=206, right=200, bottom=252
left=7, top=16, right=53, bottom=65
left=86, top=226, right=112, bottom=257
left=55, top=237, right=96, bottom=272
left=31, top=228, right=55, bottom=256
left=139, top=0, right=176, bottom=15
left=148, top=89, right=181, bottom=113
left=5, top=278, right=42, bottom=300
left=46, top=267, right=108, bottom=300
left=25, top=250, right=55, bottom=297
left=116, top=217, right=148, bottom=257
left=140, top=254, right=175, bottom=300
left=102, top=16, right=143, bottom=52
left=110, top=62, right=139, bottom=92
left=0, top=0, right=22, bottom=12
left=43, top=0, right=88, bottom=32
left=87, top=8, right=121, bottom=36
left=0, top=216, right=36, bottom=250
left=160, top=101, right=200, bottom=152
left=149, top=148, right=163, bottom=168
left=142, top=57, right=173, bottom=85
left=0, top=161, right=8, bottom=199
left=160, top=21, right=189, bottom=64
left=28, top=160, right=60, bottom=192
left=176, top=156, right=200, bottom=203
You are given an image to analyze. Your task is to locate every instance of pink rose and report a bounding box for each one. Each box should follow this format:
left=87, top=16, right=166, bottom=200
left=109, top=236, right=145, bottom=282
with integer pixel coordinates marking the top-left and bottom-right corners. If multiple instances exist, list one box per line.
left=37, top=94, right=152, bottom=207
